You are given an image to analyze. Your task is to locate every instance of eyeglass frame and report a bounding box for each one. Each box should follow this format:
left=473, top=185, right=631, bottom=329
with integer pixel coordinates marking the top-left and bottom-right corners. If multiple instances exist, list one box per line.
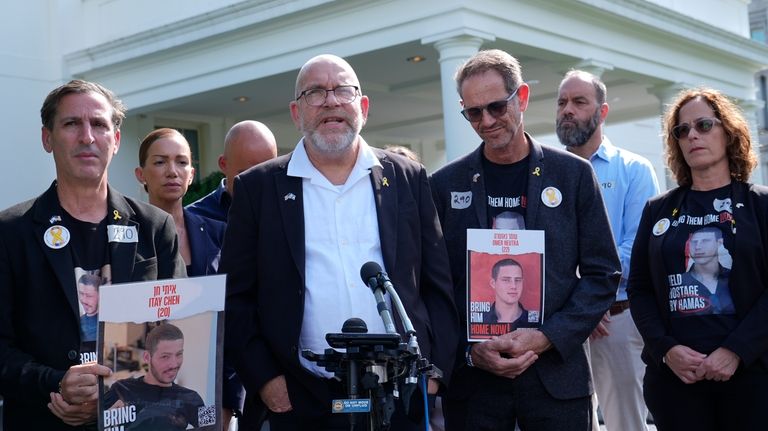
left=460, top=87, right=520, bottom=122
left=671, top=117, right=722, bottom=140
left=295, top=85, right=360, bottom=106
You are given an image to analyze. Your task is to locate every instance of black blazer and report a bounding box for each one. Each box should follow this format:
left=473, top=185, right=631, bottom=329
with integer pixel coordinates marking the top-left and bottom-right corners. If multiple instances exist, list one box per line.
left=430, top=136, right=620, bottom=400
left=0, top=182, right=186, bottom=430
left=220, top=147, right=459, bottom=417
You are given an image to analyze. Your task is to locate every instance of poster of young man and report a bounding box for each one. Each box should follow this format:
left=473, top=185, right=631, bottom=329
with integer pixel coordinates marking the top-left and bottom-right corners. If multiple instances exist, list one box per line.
left=467, top=229, right=544, bottom=341
left=76, top=267, right=111, bottom=364
left=96, top=275, right=225, bottom=431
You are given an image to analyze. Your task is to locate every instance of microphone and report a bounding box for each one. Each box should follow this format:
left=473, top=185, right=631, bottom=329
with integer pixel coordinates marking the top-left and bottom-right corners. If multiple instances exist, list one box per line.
left=360, top=264, right=428, bottom=416
left=358, top=262, right=444, bottom=421
left=360, top=261, right=384, bottom=288
left=360, top=262, right=398, bottom=334
left=361, top=262, right=416, bottom=339
left=342, top=317, right=368, bottom=334
left=361, top=261, right=395, bottom=292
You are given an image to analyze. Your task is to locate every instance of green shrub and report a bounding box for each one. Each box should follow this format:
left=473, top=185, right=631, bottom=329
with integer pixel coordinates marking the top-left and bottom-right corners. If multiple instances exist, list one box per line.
left=183, top=171, right=224, bottom=206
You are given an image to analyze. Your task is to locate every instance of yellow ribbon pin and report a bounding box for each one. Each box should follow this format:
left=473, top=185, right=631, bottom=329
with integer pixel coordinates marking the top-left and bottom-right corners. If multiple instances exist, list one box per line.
left=113, top=210, right=122, bottom=221
left=545, top=188, right=557, bottom=204
left=50, top=227, right=64, bottom=245
left=532, top=167, right=541, bottom=176
left=672, top=208, right=678, bottom=217
left=44, top=225, right=70, bottom=249
left=382, top=177, right=389, bottom=187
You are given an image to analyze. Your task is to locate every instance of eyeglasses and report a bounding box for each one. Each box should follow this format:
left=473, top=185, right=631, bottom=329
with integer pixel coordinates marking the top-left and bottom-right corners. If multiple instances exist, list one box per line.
left=460, top=87, right=519, bottom=122
left=671, top=117, right=722, bottom=140
left=295, top=85, right=360, bottom=106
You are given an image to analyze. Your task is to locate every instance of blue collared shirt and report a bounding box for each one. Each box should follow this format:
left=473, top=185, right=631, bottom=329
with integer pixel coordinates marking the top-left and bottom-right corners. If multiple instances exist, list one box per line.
left=589, top=137, right=660, bottom=300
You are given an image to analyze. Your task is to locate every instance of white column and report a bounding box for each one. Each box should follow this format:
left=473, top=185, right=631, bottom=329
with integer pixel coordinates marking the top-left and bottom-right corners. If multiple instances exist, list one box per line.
left=738, top=98, right=766, bottom=185
left=568, top=58, right=614, bottom=78
left=648, top=82, right=689, bottom=190
left=423, top=32, right=492, bottom=163
left=648, top=82, right=689, bottom=114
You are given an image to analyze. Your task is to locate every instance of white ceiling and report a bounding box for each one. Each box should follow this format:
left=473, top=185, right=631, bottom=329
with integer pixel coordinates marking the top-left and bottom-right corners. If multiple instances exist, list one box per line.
left=139, top=38, right=664, bottom=150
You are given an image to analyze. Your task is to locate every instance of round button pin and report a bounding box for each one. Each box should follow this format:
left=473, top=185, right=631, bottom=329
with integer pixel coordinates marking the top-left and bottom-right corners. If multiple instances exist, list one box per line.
left=653, top=218, right=671, bottom=236
left=44, top=225, right=70, bottom=249
left=541, top=187, right=563, bottom=208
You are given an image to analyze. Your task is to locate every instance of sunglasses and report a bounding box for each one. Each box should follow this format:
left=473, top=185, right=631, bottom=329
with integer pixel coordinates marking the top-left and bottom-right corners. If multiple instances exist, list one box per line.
left=671, top=117, right=722, bottom=140
left=460, top=87, right=519, bottom=122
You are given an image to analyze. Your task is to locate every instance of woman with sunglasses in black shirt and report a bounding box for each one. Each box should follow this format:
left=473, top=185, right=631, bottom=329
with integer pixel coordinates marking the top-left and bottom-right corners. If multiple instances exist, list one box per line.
left=628, top=87, right=768, bottom=430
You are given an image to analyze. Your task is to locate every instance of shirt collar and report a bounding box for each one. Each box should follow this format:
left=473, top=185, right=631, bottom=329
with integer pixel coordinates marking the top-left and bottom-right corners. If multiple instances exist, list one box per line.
left=592, top=136, right=617, bottom=162
left=287, top=137, right=382, bottom=188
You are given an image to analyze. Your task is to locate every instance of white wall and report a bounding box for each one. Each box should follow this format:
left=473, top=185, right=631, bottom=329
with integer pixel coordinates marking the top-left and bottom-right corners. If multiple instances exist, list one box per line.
left=0, top=0, right=259, bottom=209
left=645, top=0, right=750, bottom=36
left=0, top=2, right=60, bottom=209
left=58, top=0, right=245, bottom=53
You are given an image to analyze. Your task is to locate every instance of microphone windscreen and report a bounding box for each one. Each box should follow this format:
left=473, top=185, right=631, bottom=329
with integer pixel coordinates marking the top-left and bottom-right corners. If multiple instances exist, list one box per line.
left=360, top=261, right=383, bottom=284
left=341, top=317, right=368, bottom=333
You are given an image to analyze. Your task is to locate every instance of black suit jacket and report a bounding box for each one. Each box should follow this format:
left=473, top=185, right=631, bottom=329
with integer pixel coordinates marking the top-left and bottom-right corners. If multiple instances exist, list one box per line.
left=430, top=137, right=620, bottom=401
left=220, top=147, right=458, bottom=417
left=0, top=182, right=186, bottom=430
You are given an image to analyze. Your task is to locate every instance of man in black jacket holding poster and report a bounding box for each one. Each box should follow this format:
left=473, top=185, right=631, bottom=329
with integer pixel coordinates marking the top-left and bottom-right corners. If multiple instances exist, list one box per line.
left=0, top=80, right=185, bottom=430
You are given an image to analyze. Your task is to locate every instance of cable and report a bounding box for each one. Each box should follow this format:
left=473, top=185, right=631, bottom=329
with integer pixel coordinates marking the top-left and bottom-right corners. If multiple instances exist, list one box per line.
left=421, top=372, right=429, bottom=431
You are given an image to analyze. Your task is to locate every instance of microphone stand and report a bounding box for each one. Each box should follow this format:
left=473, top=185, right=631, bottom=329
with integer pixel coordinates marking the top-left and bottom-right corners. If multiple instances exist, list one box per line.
left=366, top=278, right=398, bottom=335
left=378, top=272, right=442, bottom=428
left=380, top=280, right=421, bottom=387
left=302, top=263, right=442, bottom=430
left=303, top=324, right=405, bottom=431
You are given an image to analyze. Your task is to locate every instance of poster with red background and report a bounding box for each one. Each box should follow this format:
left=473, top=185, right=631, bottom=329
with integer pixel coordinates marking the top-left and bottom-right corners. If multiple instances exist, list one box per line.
left=466, top=229, right=544, bottom=341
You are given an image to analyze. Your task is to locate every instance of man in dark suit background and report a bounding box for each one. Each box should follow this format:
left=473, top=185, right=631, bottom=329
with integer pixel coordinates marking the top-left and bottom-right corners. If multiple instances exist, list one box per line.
left=220, top=54, right=458, bottom=430
left=185, top=119, right=278, bottom=430
left=430, top=49, right=620, bottom=430
left=0, top=80, right=185, bottom=430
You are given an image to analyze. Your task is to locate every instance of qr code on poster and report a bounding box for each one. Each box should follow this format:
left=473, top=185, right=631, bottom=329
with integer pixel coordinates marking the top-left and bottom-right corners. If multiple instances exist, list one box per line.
left=198, top=404, right=216, bottom=427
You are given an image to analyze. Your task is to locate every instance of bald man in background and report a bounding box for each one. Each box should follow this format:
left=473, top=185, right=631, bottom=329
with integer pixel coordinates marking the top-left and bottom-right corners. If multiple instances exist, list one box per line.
left=186, top=120, right=278, bottom=222
left=185, top=120, right=277, bottom=429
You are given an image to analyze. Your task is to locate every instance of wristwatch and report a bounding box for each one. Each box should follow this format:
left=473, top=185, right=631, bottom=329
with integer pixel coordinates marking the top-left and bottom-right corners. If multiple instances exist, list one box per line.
left=465, top=344, right=475, bottom=367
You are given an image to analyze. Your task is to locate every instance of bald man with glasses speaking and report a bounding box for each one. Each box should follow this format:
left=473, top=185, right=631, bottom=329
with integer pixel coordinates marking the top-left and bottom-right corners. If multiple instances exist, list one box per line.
left=220, top=54, right=458, bottom=431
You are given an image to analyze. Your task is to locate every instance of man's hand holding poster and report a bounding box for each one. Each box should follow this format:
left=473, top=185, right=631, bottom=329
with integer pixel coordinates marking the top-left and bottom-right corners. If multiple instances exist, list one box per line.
left=467, top=229, right=545, bottom=341
left=96, top=275, right=225, bottom=431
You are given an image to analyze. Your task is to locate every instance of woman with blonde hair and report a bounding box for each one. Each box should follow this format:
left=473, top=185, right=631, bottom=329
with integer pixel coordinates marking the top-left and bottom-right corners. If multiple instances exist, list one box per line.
left=628, top=87, right=768, bottom=430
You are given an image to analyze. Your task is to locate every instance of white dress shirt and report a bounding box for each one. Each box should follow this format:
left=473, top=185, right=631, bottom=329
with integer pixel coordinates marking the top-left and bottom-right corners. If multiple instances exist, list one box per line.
left=287, top=138, right=388, bottom=377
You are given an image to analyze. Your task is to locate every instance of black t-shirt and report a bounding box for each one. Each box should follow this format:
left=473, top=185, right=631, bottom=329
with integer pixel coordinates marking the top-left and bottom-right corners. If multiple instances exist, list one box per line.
left=482, top=155, right=528, bottom=229
left=660, top=184, right=738, bottom=354
left=482, top=303, right=537, bottom=328
left=64, top=211, right=109, bottom=273
left=103, top=377, right=205, bottom=430
left=62, top=211, right=111, bottom=359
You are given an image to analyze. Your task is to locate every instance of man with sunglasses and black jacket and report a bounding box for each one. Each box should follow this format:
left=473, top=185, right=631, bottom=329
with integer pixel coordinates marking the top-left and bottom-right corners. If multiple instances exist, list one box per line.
left=430, top=49, right=620, bottom=431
